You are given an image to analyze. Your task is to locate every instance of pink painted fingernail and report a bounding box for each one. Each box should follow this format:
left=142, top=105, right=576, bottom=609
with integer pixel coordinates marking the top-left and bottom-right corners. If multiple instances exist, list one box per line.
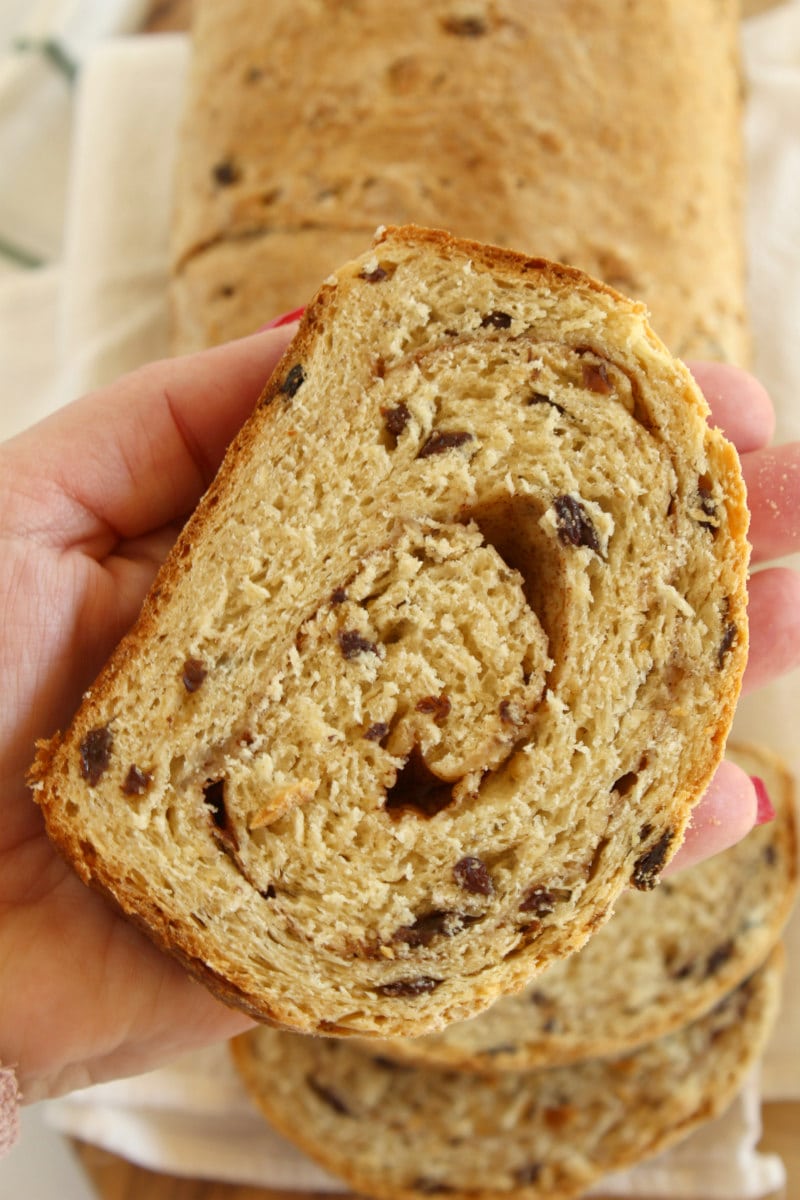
left=750, top=776, right=776, bottom=825
left=260, top=306, right=305, bottom=331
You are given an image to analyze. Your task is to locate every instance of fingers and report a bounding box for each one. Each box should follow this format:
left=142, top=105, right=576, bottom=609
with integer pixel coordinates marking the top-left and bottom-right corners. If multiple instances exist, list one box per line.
left=690, top=362, right=800, bottom=563
left=688, top=361, right=775, bottom=451
left=665, top=760, right=757, bottom=877
left=1, top=327, right=296, bottom=556
left=742, top=566, right=800, bottom=693
left=742, top=443, right=800, bottom=564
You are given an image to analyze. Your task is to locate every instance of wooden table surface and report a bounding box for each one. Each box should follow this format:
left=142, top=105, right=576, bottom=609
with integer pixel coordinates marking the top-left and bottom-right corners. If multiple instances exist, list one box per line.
left=83, top=2, right=792, bottom=1197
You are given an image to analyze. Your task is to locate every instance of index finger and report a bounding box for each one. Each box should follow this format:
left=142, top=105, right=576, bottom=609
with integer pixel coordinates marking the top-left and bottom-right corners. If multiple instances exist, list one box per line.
left=1, top=327, right=295, bottom=557
left=687, top=361, right=775, bottom=452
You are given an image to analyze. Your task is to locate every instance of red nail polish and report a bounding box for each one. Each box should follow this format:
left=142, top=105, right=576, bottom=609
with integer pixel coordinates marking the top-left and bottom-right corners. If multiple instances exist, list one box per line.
left=260, top=306, right=305, bottom=330
left=750, top=776, right=776, bottom=825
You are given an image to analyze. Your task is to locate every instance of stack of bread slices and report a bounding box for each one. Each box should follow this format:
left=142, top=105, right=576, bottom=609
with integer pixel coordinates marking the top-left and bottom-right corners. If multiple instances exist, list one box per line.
left=232, top=741, right=797, bottom=1199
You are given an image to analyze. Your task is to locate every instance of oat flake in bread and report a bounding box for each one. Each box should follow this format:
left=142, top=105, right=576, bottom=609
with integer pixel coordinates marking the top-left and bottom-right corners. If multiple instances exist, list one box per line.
left=366, top=741, right=798, bottom=1071
left=30, top=226, right=750, bottom=1037
left=232, top=949, right=784, bottom=1200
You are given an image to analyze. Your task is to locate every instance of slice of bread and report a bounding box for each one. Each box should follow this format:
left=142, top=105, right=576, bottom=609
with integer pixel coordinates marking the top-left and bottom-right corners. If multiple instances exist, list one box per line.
left=231, top=947, right=784, bottom=1200
left=30, top=226, right=749, bottom=1037
left=364, top=742, right=798, bottom=1070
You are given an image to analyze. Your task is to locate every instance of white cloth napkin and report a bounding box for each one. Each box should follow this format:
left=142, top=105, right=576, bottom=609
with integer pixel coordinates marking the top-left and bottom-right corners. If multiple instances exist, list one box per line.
left=43, top=1047, right=786, bottom=1199
left=0, top=3, right=798, bottom=1195
left=0, top=0, right=150, bottom=271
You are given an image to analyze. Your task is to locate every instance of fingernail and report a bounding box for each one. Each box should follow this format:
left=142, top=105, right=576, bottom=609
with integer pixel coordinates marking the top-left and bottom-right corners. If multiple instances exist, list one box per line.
left=750, top=776, right=776, bottom=825
left=260, top=306, right=305, bottom=331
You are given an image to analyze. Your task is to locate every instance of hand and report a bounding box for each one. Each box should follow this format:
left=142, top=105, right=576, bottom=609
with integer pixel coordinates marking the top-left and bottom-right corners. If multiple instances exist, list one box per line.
left=0, top=342, right=798, bottom=1102
left=0, top=328, right=295, bottom=1102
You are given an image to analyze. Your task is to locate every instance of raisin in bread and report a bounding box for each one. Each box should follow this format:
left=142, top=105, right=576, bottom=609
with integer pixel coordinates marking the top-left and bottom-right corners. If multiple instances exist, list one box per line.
left=31, top=226, right=750, bottom=1038
left=170, top=0, right=747, bottom=362
left=365, top=741, right=798, bottom=1071
left=231, top=948, right=784, bottom=1200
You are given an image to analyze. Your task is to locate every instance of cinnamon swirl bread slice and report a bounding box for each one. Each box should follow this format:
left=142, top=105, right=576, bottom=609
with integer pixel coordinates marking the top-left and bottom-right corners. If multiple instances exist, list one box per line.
left=31, top=226, right=749, bottom=1037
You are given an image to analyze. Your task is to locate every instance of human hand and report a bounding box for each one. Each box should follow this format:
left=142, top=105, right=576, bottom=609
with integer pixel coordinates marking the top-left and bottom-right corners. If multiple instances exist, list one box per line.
left=0, top=341, right=798, bottom=1102
left=0, top=328, right=295, bottom=1102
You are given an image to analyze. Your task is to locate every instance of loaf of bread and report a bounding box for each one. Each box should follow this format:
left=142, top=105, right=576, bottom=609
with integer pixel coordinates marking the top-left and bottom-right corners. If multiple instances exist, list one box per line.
left=170, top=0, right=747, bottom=363
left=364, top=741, right=798, bottom=1071
left=31, top=226, right=749, bottom=1037
left=232, top=948, right=784, bottom=1200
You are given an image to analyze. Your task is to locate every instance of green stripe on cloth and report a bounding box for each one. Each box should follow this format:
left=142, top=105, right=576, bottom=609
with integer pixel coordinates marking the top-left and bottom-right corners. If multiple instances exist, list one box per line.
left=12, top=36, right=78, bottom=84
left=0, top=235, right=46, bottom=269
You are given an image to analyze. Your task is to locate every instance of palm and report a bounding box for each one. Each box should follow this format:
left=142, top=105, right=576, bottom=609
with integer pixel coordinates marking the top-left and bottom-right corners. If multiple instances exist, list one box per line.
left=1, top=339, right=798, bottom=1102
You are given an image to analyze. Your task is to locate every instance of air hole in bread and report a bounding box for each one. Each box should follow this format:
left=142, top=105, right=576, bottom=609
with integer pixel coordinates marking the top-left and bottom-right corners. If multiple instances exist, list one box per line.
left=385, top=746, right=456, bottom=819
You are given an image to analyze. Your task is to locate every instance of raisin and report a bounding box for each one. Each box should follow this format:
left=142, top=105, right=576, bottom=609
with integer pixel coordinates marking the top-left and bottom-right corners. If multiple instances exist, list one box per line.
left=418, top=430, right=474, bottom=458
left=360, top=265, right=388, bottom=283
left=441, top=15, right=487, bottom=36
left=364, top=721, right=389, bottom=742
left=261, top=884, right=277, bottom=899
left=383, top=402, right=412, bottom=439
left=705, top=940, right=734, bottom=977
left=453, top=856, right=494, bottom=896
left=212, top=160, right=240, bottom=186
left=375, top=976, right=442, bottom=997
left=122, top=765, right=152, bottom=796
left=307, top=1077, right=351, bottom=1116
left=514, top=1164, right=543, bottom=1184
left=696, top=475, right=719, bottom=532
left=280, top=363, right=305, bottom=398
left=339, top=630, right=379, bottom=659
left=182, top=658, right=207, bottom=693
left=393, top=911, right=464, bottom=948
left=632, top=829, right=674, bottom=890
left=553, top=495, right=601, bottom=553
left=528, top=391, right=567, bottom=416
left=79, top=726, right=113, bottom=786
left=480, top=310, right=512, bottom=329
left=330, top=587, right=348, bottom=605
left=717, top=621, right=738, bottom=669
left=544, top=1105, right=575, bottom=1130
left=581, top=361, right=613, bottom=394
left=415, top=694, right=451, bottom=722
left=519, top=886, right=558, bottom=915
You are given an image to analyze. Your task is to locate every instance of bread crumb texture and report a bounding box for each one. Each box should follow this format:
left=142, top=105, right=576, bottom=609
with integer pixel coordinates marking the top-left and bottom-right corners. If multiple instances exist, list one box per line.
left=31, top=227, right=750, bottom=1036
